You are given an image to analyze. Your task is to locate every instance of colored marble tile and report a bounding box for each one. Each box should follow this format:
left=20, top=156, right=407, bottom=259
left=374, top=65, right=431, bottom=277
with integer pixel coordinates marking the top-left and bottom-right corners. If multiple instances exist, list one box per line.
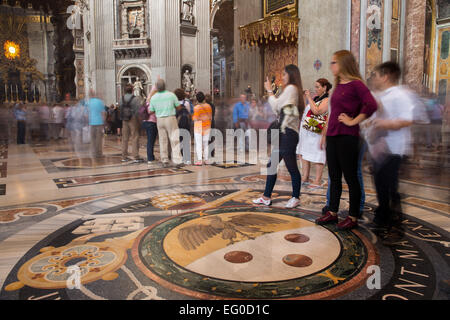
left=54, top=167, right=193, bottom=189
left=404, top=197, right=450, bottom=215
left=0, top=207, right=47, bottom=224
left=211, top=161, right=255, bottom=169
left=47, top=195, right=109, bottom=209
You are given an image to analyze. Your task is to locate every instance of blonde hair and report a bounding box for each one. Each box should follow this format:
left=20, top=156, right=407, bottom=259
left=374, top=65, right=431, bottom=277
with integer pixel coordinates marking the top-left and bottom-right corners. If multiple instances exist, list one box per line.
left=333, top=50, right=363, bottom=87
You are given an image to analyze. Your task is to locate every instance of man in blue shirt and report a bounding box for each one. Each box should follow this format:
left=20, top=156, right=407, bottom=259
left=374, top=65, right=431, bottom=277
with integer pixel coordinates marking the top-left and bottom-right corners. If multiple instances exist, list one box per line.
left=87, top=90, right=106, bottom=158
left=233, top=94, right=250, bottom=151
left=233, top=94, right=250, bottom=129
left=14, top=103, right=27, bottom=144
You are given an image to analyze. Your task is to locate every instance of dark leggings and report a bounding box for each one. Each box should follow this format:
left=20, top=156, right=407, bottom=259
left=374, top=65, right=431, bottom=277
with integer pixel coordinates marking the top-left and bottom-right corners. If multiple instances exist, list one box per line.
left=143, top=121, right=158, bottom=161
left=373, top=155, right=402, bottom=224
left=264, top=128, right=301, bottom=199
left=326, top=135, right=361, bottom=217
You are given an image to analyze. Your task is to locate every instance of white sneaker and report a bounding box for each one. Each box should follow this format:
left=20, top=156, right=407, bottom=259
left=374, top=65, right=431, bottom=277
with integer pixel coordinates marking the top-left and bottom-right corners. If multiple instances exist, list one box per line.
left=252, top=197, right=272, bottom=206
left=285, top=197, right=301, bottom=209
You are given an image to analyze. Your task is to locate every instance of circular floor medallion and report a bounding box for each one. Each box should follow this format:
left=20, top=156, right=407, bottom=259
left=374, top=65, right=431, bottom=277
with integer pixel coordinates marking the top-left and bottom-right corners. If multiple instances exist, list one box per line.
left=133, top=205, right=375, bottom=299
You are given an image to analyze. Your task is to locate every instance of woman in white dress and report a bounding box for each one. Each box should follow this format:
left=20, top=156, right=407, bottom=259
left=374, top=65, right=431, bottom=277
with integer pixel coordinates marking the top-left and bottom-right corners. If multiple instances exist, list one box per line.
left=297, top=78, right=332, bottom=188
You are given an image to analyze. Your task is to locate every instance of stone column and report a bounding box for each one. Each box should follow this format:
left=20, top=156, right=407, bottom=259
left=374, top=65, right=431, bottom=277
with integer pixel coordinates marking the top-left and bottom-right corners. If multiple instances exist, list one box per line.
left=195, top=0, right=211, bottom=92
left=234, top=0, right=263, bottom=97
left=298, top=0, right=351, bottom=89
left=351, top=0, right=361, bottom=63
left=150, top=0, right=181, bottom=90
left=91, top=0, right=116, bottom=104
left=403, top=0, right=426, bottom=92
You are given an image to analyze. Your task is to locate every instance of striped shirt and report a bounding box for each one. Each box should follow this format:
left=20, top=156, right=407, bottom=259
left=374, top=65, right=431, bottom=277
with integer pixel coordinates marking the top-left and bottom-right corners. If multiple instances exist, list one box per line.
left=193, top=103, right=212, bottom=135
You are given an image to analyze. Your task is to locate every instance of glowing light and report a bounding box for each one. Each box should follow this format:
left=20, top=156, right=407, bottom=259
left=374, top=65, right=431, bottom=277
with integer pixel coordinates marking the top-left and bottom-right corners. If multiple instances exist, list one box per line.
left=4, top=41, right=20, bottom=60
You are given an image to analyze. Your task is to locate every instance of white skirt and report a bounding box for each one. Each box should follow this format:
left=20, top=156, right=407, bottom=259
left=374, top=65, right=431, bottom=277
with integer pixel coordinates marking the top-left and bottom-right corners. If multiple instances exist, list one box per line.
left=297, top=105, right=326, bottom=164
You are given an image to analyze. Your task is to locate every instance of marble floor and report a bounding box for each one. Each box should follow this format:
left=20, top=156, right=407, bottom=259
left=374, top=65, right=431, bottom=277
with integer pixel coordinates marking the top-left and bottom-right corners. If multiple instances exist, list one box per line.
left=0, top=135, right=448, bottom=300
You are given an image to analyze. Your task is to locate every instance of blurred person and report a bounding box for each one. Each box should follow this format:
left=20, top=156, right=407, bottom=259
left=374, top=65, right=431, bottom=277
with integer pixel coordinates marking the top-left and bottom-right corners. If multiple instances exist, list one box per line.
left=249, top=98, right=268, bottom=130
left=205, top=94, right=216, bottom=130
left=262, top=96, right=276, bottom=124
left=427, top=93, right=444, bottom=151
left=113, top=103, right=122, bottom=136
left=369, top=62, right=415, bottom=228
left=141, top=88, right=158, bottom=165
left=205, top=93, right=216, bottom=158
left=192, top=91, right=213, bottom=166
left=233, top=94, right=250, bottom=151
left=106, top=104, right=116, bottom=134
left=149, top=78, right=184, bottom=167
left=51, top=103, right=65, bottom=140
left=183, top=91, right=194, bottom=114
left=315, top=50, right=377, bottom=230
left=442, top=102, right=450, bottom=157
left=62, top=104, right=71, bottom=139
left=119, top=84, right=143, bottom=163
left=233, top=94, right=250, bottom=129
left=87, top=90, right=106, bottom=159
left=13, top=103, right=27, bottom=144
left=297, top=78, right=332, bottom=188
left=253, top=64, right=305, bottom=209
left=67, top=99, right=88, bottom=157
left=175, top=88, right=192, bottom=161
left=245, top=85, right=253, bottom=100
left=39, top=103, right=51, bottom=141
left=27, top=106, right=40, bottom=142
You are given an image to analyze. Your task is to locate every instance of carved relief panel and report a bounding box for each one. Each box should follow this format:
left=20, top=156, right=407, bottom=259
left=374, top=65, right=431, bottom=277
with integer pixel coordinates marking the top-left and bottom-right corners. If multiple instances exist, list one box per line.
left=120, top=0, right=146, bottom=39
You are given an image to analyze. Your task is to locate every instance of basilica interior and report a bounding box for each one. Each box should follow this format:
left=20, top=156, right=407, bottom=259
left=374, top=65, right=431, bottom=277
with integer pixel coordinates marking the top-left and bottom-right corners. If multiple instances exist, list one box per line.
left=0, top=0, right=449, bottom=303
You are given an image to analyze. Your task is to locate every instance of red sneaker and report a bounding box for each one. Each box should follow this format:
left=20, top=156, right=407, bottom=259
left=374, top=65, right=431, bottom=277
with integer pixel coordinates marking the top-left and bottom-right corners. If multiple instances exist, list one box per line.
left=337, top=217, right=358, bottom=230
left=315, top=211, right=338, bottom=225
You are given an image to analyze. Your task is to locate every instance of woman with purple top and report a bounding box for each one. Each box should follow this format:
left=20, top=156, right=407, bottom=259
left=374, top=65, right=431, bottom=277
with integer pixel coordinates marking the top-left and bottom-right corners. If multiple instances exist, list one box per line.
left=316, top=50, right=378, bottom=230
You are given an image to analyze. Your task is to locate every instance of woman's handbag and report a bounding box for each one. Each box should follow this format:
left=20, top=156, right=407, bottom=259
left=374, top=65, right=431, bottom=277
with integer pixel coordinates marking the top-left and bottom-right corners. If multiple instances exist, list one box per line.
left=303, top=109, right=328, bottom=134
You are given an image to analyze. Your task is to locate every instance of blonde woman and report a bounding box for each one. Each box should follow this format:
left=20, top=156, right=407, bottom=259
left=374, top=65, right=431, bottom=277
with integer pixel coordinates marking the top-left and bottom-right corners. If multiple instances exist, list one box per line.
left=316, top=50, right=377, bottom=230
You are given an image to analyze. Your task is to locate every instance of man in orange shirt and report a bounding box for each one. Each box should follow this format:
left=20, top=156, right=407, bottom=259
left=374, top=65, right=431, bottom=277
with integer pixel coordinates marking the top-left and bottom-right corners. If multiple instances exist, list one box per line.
left=192, top=91, right=212, bottom=165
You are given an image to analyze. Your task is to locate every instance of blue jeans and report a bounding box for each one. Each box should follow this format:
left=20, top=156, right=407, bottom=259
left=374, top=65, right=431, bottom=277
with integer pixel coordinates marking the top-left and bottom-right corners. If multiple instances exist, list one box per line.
left=264, top=128, right=301, bottom=199
left=142, top=121, right=158, bottom=161
left=326, top=138, right=366, bottom=215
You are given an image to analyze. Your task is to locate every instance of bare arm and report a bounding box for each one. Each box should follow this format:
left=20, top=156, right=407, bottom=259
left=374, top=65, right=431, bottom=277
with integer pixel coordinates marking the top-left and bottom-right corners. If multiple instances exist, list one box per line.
left=373, top=119, right=413, bottom=131
left=338, top=113, right=368, bottom=127
left=311, top=98, right=329, bottom=115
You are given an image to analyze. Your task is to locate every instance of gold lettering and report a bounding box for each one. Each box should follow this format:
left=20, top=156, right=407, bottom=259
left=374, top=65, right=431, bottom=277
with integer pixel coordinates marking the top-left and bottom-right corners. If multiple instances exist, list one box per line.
left=28, top=292, right=60, bottom=300
left=418, top=232, right=441, bottom=238
left=396, top=249, right=424, bottom=261
left=394, top=278, right=426, bottom=296
left=382, top=294, right=408, bottom=300
left=400, top=267, right=429, bottom=278
left=412, top=225, right=430, bottom=232
left=392, top=241, right=414, bottom=248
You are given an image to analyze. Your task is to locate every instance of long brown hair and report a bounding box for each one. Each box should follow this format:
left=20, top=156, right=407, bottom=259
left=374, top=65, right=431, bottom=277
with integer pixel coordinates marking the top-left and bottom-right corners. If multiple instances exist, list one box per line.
left=284, top=64, right=305, bottom=117
left=333, top=50, right=363, bottom=87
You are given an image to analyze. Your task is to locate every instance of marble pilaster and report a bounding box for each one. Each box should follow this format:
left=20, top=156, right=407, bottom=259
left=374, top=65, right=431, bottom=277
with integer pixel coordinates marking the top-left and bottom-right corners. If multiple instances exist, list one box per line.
left=403, top=0, right=426, bottom=92
left=298, top=0, right=351, bottom=89
left=91, top=0, right=116, bottom=105
left=234, top=0, right=263, bottom=98
left=195, top=0, right=211, bottom=92
left=150, top=0, right=181, bottom=90
left=351, top=0, right=361, bottom=63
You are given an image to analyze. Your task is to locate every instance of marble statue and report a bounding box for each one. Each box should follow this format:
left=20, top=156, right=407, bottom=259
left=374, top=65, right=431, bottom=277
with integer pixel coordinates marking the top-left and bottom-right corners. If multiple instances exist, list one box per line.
left=133, top=77, right=144, bottom=97
left=182, top=0, right=194, bottom=24
left=182, top=70, right=194, bottom=93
